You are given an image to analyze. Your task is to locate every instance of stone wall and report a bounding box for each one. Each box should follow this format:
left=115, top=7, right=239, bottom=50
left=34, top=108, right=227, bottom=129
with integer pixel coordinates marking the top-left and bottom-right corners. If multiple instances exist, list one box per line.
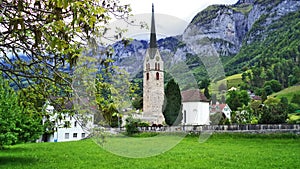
left=136, top=124, right=300, bottom=134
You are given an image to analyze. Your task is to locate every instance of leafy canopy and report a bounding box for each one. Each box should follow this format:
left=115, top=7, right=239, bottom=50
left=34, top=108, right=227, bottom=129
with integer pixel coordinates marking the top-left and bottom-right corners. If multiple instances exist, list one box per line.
left=0, top=0, right=132, bottom=97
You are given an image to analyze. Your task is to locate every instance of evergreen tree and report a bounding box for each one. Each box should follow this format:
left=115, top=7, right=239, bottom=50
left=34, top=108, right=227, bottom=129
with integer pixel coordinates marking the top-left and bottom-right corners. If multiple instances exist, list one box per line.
left=204, top=87, right=211, bottom=100
left=163, top=79, right=182, bottom=126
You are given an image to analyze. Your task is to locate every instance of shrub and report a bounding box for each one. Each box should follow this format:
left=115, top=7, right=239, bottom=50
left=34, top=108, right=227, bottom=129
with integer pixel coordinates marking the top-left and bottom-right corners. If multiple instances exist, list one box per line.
left=125, top=116, right=141, bottom=136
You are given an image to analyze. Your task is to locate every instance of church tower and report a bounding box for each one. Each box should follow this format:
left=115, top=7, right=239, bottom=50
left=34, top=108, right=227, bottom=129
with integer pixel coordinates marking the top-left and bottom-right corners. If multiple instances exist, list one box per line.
left=143, top=4, right=165, bottom=124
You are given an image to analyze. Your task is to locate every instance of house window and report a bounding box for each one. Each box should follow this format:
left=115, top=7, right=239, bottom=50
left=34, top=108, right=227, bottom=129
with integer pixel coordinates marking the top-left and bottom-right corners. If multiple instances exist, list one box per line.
left=74, top=121, right=77, bottom=127
left=65, top=133, right=69, bottom=139
left=82, top=133, right=86, bottom=138
left=146, top=73, right=149, bottom=80
left=184, top=110, right=186, bottom=123
left=73, top=133, right=77, bottom=138
left=156, top=72, right=159, bottom=80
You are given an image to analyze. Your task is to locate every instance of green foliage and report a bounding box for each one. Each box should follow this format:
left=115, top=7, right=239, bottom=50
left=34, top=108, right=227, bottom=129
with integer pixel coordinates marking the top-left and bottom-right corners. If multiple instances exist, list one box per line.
left=271, top=85, right=300, bottom=102
left=259, top=97, right=288, bottom=124
left=191, top=5, right=228, bottom=25
left=225, top=10, right=300, bottom=88
left=226, top=90, right=250, bottom=111
left=0, top=79, right=20, bottom=148
left=95, top=66, right=135, bottom=127
left=0, top=0, right=132, bottom=118
left=264, top=80, right=282, bottom=93
left=291, top=93, right=300, bottom=106
left=124, top=116, right=140, bottom=136
left=230, top=3, right=253, bottom=15
left=0, top=78, right=43, bottom=149
left=0, top=0, right=131, bottom=77
left=287, top=113, right=300, bottom=124
left=163, top=79, right=182, bottom=126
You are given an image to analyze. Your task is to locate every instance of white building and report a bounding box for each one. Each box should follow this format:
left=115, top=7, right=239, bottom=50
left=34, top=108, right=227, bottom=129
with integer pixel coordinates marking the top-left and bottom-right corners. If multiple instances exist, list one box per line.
left=181, top=89, right=210, bottom=125
left=40, top=104, right=93, bottom=142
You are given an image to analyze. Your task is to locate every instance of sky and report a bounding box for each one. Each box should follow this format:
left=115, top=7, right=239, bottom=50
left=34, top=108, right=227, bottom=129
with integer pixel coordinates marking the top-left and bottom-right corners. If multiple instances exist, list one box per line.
left=121, top=0, right=239, bottom=22
left=107, top=0, right=239, bottom=42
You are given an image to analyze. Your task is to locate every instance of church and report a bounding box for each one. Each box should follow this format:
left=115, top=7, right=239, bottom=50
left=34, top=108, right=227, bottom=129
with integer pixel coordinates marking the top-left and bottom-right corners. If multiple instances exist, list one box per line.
left=142, top=4, right=165, bottom=124
left=141, top=4, right=210, bottom=126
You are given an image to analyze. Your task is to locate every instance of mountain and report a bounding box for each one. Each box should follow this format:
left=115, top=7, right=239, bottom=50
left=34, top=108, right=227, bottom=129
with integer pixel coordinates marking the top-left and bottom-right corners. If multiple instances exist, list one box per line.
left=111, top=0, right=300, bottom=87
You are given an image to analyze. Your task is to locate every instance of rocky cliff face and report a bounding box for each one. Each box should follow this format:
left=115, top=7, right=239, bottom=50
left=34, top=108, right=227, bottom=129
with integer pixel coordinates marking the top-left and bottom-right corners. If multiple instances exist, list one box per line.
left=110, top=0, right=300, bottom=80
left=184, top=0, right=300, bottom=56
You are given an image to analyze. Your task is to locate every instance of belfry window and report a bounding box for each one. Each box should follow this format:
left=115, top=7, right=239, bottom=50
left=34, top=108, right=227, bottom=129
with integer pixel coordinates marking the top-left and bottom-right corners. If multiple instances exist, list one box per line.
left=156, top=72, right=159, bottom=80
left=146, top=73, right=149, bottom=80
left=158, top=63, right=160, bottom=70
left=155, top=63, right=157, bottom=70
left=147, top=63, right=150, bottom=71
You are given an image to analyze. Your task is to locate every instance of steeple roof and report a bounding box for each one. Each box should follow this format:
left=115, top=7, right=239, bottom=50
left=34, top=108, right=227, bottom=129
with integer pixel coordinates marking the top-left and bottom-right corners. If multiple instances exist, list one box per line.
left=149, top=3, right=157, bottom=59
left=150, top=3, right=157, bottom=49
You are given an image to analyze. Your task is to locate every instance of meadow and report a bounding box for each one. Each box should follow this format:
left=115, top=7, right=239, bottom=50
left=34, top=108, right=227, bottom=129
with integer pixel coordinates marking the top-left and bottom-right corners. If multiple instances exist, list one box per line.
left=271, top=85, right=300, bottom=102
left=1, top=133, right=300, bottom=169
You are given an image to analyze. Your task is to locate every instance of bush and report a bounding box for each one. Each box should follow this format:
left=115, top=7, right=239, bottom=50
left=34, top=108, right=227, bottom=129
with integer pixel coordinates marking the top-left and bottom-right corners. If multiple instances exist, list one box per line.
left=125, top=117, right=141, bottom=136
left=138, top=122, right=149, bottom=127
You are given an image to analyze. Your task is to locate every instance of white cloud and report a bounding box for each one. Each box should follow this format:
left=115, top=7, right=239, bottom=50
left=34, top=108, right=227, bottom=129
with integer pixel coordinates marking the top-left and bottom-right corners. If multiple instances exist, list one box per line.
left=121, top=0, right=238, bottom=22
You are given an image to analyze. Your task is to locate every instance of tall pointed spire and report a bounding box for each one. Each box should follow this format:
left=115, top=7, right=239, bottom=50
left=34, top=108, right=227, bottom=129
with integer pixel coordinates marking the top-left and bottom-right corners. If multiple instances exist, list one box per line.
left=150, top=3, right=157, bottom=48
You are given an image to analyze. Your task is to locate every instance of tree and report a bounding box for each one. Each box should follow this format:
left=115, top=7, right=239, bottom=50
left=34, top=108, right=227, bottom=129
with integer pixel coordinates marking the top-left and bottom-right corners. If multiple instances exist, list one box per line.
left=199, top=79, right=211, bottom=99
left=259, top=97, right=288, bottom=124
left=0, top=0, right=132, bottom=107
left=94, top=66, right=135, bottom=127
left=291, top=93, right=300, bottom=106
left=226, top=90, right=250, bottom=111
left=264, top=80, right=282, bottom=93
left=163, top=79, right=182, bottom=126
left=125, top=116, right=142, bottom=136
left=0, top=77, right=43, bottom=149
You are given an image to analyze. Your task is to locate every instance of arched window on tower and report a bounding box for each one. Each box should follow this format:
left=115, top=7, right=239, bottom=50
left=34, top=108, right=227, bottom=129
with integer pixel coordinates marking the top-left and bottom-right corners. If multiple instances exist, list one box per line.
left=146, top=73, right=149, bottom=80
left=158, top=63, right=160, bottom=70
left=147, top=63, right=150, bottom=71
left=155, top=63, right=157, bottom=70
left=156, top=72, right=159, bottom=80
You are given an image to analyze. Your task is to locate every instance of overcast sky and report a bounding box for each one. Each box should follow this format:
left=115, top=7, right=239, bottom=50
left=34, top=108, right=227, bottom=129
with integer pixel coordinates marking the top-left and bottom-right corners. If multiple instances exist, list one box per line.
left=121, top=0, right=239, bottom=22
left=106, top=0, right=239, bottom=41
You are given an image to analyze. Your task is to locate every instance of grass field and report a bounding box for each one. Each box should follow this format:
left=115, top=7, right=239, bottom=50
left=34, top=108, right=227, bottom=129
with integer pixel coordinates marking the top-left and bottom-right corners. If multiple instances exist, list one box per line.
left=271, top=85, right=300, bottom=102
left=210, top=73, right=242, bottom=94
left=1, top=133, right=300, bottom=169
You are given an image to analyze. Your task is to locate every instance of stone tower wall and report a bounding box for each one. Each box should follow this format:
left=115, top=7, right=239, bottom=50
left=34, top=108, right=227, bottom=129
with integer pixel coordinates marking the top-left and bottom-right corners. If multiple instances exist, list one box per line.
left=143, top=49, right=165, bottom=124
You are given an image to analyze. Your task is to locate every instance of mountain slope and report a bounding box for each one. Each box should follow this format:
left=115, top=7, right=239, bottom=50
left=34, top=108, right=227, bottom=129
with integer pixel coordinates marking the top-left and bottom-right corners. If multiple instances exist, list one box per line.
left=111, top=0, right=300, bottom=87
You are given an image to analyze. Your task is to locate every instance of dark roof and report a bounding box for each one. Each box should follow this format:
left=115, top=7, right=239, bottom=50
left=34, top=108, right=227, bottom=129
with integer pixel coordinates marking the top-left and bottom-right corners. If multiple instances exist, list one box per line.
left=150, top=3, right=157, bottom=49
left=181, top=89, right=209, bottom=102
left=149, top=3, right=157, bottom=59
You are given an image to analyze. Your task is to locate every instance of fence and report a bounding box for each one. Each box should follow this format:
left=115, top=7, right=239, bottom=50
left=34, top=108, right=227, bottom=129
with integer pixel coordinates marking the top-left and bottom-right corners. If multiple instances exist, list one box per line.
left=135, top=124, right=300, bottom=134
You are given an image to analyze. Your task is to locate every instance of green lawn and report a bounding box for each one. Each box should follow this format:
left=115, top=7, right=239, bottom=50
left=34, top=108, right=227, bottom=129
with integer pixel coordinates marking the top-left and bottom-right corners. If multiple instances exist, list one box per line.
left=1, top=133, right=300, bottom=169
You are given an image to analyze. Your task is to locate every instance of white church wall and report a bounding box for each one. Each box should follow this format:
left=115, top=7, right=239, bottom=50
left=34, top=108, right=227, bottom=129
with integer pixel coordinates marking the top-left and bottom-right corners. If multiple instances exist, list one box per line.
left=182, top=102, right=210, bottom=125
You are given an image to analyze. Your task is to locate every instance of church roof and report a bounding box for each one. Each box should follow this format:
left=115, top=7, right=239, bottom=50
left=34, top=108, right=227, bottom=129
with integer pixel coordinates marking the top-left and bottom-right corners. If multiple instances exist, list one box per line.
left=181, top=89, right=210, bottom=102
left=149, top=3, right=157, bottom=59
